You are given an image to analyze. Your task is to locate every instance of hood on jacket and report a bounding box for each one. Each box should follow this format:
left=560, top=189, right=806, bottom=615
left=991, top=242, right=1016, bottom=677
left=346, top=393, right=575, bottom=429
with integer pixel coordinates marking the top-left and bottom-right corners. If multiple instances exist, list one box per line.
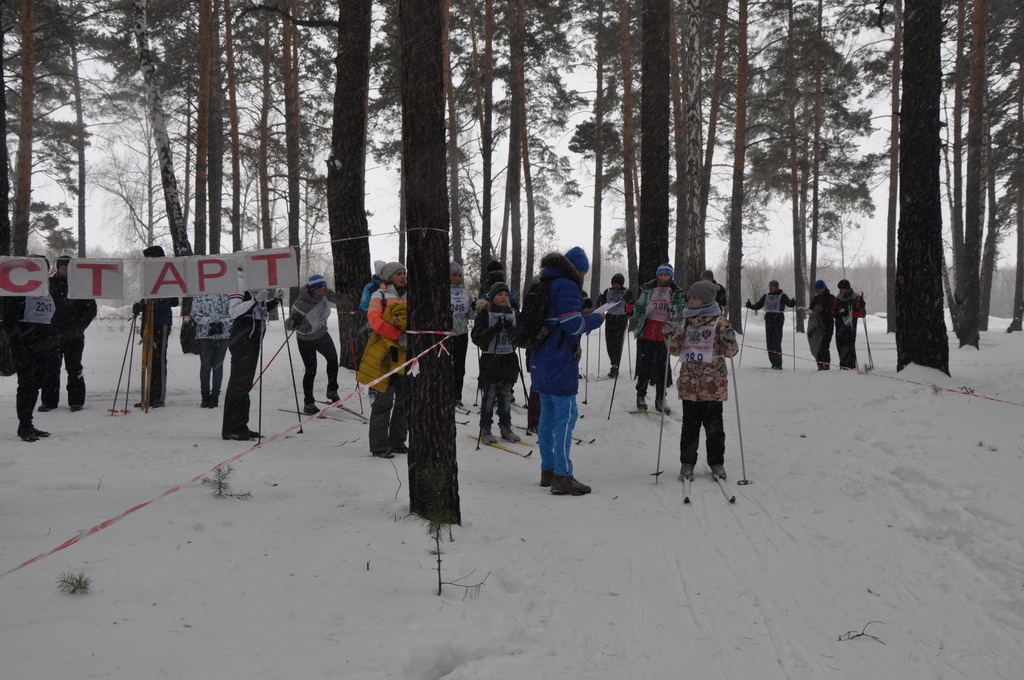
left=539, top=252, right=582, bottom=287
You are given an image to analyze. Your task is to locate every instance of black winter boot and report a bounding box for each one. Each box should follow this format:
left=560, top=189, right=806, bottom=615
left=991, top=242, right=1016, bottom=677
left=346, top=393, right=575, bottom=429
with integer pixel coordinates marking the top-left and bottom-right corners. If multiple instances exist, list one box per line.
left=209, top=391, right=220, bottom=408
left=201, top=391, right=211, bottom=408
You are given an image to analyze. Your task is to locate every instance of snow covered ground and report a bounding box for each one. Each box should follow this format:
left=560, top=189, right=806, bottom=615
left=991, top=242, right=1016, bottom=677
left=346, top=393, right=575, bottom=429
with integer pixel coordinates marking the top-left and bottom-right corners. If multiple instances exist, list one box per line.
left=1, top=310, right=1022, bottom=680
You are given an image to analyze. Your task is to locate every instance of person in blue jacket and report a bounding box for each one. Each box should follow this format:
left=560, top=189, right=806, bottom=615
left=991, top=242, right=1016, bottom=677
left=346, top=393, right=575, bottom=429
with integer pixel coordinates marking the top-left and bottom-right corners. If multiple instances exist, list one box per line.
left=528, top=247, right=604, bottom=496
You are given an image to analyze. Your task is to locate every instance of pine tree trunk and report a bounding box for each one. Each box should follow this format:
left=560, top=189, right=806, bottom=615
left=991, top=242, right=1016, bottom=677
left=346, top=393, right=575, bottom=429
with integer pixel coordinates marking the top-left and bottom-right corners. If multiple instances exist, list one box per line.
left=726, top=0, right=748, bottom=329
left=329, top=0, right=373, bottom=371
left=958, top=0, right=987, bottom=348
left=808, top=0, right=823, bottom=285
left=0, top=17, right=9, bottom=256
left=399, top=0, right=460, bottom=525
left=195, top=0, right=212, bottom=256
left=480, top=0, right=495, bottom=271
left=224, top=0, right=243, bottom=252
left=978, top=127, right=997, bottom=331
left=896, top=0, right=948, bottom=374
left=591, top=4, right=605, bottom=303
left=699, top=0, right=727, bottom=241
left=444, top=0, right=462, bottom=265
left=133, top=0, right=191, bottom=257
left=786, top=0, right=806, bottom=331
left=619, top=0, right=639, bottom=289
left=509, top=0, right=526, bottom=296
left=12, top=0, right=35, bottom=256
left=71, top=37, right=88, bottom=257
left=640, top=0, right=672, bottom=279
left=208, top=7, right=225, bottom=255
left=522, top=133, right=537, bottom=294
left=950, top=0, right=967, bottom=299
left=886, top=0, right=902, bottom=333
left=1011, top=64, right=1024, bottom=333
left=669, top=1, right=685, bottom=276
left=282, top=0, right=302, bottom=288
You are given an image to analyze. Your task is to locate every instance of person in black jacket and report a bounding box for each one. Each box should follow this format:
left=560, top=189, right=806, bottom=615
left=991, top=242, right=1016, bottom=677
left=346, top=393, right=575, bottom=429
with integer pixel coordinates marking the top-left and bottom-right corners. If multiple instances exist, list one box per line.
left=131, top=246, right=179, bottom=408
left=701, top=270, right=728, bottom=314
left=1, top=255, right=56, bottom=441
left=596, top=273, right=635, bottom=378
left=799, top=280, right=835, bottom=370
left=40, top=255, right=98, bottom=411
left=471, top=281, right=521, bottom=444
left=745, top=280, right=795, bottom=370
left=222, top=264, right=281, bottom=441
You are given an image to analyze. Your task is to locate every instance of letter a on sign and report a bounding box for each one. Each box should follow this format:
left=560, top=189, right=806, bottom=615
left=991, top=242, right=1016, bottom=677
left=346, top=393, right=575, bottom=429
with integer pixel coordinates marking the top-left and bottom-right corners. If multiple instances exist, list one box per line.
left=143, top=258, right=189, bottom=298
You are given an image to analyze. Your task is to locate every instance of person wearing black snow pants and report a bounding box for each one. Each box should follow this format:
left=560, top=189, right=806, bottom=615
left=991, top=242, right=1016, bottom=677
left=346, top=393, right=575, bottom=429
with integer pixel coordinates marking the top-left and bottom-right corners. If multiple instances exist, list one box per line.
left=297, top=334, right=339, bottom=406
left=222, top=280, right=279, bottom=441
left=597, top=273, right=634, bottom=377
left=40, top=255, right=98, bottom=411
left=831, top=279, right=866, bottom=370
left=287, top=274, right=341, bottom=413
left=745, top=280, right=795, bottom=370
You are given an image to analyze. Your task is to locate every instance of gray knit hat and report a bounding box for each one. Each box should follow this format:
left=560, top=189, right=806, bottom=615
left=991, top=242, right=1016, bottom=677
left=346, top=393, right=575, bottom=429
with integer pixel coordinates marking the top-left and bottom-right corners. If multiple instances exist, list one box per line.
left=687, top=280, right=718, bottom=305
left=380, top=261, right=406, bottom=283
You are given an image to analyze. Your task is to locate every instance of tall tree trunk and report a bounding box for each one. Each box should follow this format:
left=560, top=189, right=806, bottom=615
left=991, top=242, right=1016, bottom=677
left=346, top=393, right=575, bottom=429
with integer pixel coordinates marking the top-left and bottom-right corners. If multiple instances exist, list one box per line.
left=0, top=17, right=10, bottom=256
left=978, top=123, right=997, bottom=331
left=12, top=0, right=35, bottom=256
left=591, top=3, right=606, bottom=303
left=195, top=0, right=212, bottom=256
left=786, top=0, right=806, bottom=331
left=619, top=0, right=639, bottom=289
left=208, top=7, right=225, bottom=254
left=958, top=0, right=987, bottom=348
left=508, top=0, right=526, bottom=295
left=522, top=131, right=537, bottom=292
left=399, top=0, right=460, bottom=525
left=669, top=0, right=685, bottom=275
left=444, top=0, right=462, bottom=265
left=808, top=0, right=823, bottom=285
left=950, top=0, right=967, bottom=298
left=133, top=0, right=191, bottom=256
left=70, top=36, right=88, bottom=257
left=699, top=0, right=727, bottom=237
left=480, top=0, right=495, bottom=271
left=1011, top=63, right=1024, bottom=333
left=224, top=0, right=243, bottom=252
left=681, top=0, right=704, bottom=286
left=886, top=0, right=902, bottom=332
left=896, top=0, right=948, bottom=374
left=329, top=0, right=373, bottom=370
left=282, top=0, right=302, bottom=286
left=639, top=0, right=672, bottom=280
left=259, top=20, right=273, bottom=248
left=726, top=0, right=747, bottom=329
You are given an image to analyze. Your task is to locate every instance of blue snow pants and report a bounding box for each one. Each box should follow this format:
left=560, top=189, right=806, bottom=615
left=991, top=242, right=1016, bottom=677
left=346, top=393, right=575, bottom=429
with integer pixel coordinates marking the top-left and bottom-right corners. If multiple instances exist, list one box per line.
left=538, top=392, right=578, bottom=477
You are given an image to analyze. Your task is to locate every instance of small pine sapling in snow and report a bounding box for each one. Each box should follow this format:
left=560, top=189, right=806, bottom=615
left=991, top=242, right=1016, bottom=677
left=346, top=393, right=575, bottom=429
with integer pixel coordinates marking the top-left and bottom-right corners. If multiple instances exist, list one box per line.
left=201, top=465, right=252, bottom=500
left=56, top=571, right=92, bottom=594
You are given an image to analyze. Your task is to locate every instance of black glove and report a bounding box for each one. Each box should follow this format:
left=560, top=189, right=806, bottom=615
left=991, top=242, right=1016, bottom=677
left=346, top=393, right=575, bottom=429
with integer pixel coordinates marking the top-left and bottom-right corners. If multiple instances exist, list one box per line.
left=745, top=300, right=752, bottom=309
left=132, top=302, right=144, bottom=316
left=285, top=313, right=303, bottom=331
left=502, top=318, right=515, bottom=332
left=208, top=321, right=224, bottom=335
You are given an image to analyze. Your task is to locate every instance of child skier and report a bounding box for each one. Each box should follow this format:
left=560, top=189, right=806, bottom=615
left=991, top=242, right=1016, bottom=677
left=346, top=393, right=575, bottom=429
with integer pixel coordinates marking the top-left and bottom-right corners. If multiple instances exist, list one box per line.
left=668, top=279, right=739, bottom=480
left=471, top=281, right=521, bottom=444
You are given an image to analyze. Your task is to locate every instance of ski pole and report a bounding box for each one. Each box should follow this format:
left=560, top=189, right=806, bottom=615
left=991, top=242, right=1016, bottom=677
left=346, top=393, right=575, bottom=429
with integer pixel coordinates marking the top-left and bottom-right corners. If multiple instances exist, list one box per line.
left=249, top=330, right=295, bottom=391
left=651, top=347, right=672, bottom=482
left=597, top=324, right=602, bottom=377
left=257, top=325, right=264, bottom=443
left=738, top=306, right=749, bottom=367
left=626, top=324, right=633, bottom=379
left=583, top=334, right=590, bottom=405
left=110, top=313, right=137, bottom=415
left=473, top=345, right=481, bottom=406
left=516, top=349, right=530, bottom=406
left=728, top=352, right=751, bottom=485
left=862, top=315, right=874, bottom=371
left=607, top=360, right=620, bottom=420
left=792, top=306, right=797, bottom=372
left=284, top=322, right=304, bottom=434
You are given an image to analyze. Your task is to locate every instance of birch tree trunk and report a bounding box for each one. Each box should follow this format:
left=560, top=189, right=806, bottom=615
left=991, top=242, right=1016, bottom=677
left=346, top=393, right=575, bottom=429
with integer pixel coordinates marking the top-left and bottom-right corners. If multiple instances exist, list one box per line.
left=208, top=7, right=225, bottom=254
left=259, top=20, right=273, bottom=248
left=886, top=0, right=902, bottom=332
left=133, top=0, right=191, bottom=257
left=681, top=0, right=704, bottom=286
left=726, top=0, right=748, bottom=330
left=0, top=17, right=9, bottom=255
left=399, top=0, right=460, bottom=525
left=1011, top=65, right=1024, bottom=333
left=282, top=0, right=302, bottom=289
left=195, top=0, right=212, bottom=255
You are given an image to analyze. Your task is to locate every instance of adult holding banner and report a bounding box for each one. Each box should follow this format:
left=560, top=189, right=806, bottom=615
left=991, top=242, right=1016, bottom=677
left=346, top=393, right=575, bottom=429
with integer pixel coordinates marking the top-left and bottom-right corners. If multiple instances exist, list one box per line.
left=131, top=246, right=179, bottom=408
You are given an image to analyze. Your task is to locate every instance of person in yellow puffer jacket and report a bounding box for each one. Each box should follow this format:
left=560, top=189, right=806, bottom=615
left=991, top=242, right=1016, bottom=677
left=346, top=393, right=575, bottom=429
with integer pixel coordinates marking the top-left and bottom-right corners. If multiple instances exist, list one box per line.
left=357, top=262, right=409, bottom=458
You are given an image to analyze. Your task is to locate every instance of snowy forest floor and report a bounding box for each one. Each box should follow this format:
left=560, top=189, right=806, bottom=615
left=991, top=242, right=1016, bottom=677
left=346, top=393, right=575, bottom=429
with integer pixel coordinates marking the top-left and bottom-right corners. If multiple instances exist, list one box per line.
left=1, top=311, right=1022, bottom=680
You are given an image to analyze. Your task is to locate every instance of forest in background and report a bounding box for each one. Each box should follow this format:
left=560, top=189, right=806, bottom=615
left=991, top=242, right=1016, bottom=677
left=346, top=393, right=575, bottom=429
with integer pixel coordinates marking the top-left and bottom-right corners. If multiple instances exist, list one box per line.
left=2, top=0, right=1023, bottom=332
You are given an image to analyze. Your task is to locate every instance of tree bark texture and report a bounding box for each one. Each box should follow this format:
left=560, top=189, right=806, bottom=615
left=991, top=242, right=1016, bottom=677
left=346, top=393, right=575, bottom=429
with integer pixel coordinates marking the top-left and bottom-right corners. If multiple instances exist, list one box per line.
left=399, top=0, right=460, bottom=524
left=133, top=0, right=191, bottom=257
left=639, top=0, right=672, bottom=281
left=195, top=0, right=212, bottom=256
left=329, top=0, right=373, bottom=371
left=13, top=0, right=35, bottom=256
left=1011, top=64, right=1024, bottom=333
left=208, top=7, right=225, bottom=255
left=786, top=0, right=806, bottom=330
left=444, top=0, right=462, bottom=265
left=282, top=0, right=302, bottom=288
left=0, top=18, right=9, bottom=256
left=726, top=0, right=747, bottom=329
left=896, top=0, right=948, bottom=374
left=619, top=0, right=639, bottom=289
left=886, top=0, right=902, bottom=332
left=224, top=0, right=243, bottom=252
left=70, top=38, right=88, bottom=257
left=259, top=20, right=273, bottom=248
left=681, top=0, right=704, bottom=286
left=591, top=4, right=606, bottom=303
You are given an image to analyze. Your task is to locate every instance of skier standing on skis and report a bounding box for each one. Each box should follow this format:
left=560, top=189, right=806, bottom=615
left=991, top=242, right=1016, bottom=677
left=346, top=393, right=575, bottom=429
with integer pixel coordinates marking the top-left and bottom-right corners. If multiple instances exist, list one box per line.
left=286, top=274, right=342, bottom=414
left=471, top=281, right=520, bottom=444
left=630, top=264, right=686, bottom=413
left=799, top=280, right=835, bottom=370
left=596, top=273, right=634, bottom=378
left=830, top=279, right=866, bottom=370
left=528, top=247, right=603, bottom=495
left=668, top=279, right=739, bottom=479
left=744, top=280, right=795, bottom=370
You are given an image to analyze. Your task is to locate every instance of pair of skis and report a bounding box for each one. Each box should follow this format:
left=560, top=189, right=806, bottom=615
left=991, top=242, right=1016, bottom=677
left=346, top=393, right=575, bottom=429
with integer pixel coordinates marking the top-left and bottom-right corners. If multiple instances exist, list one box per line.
left=681, top=472, right=736, bottom=504
left=465, top=435, right=533, bottom=457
